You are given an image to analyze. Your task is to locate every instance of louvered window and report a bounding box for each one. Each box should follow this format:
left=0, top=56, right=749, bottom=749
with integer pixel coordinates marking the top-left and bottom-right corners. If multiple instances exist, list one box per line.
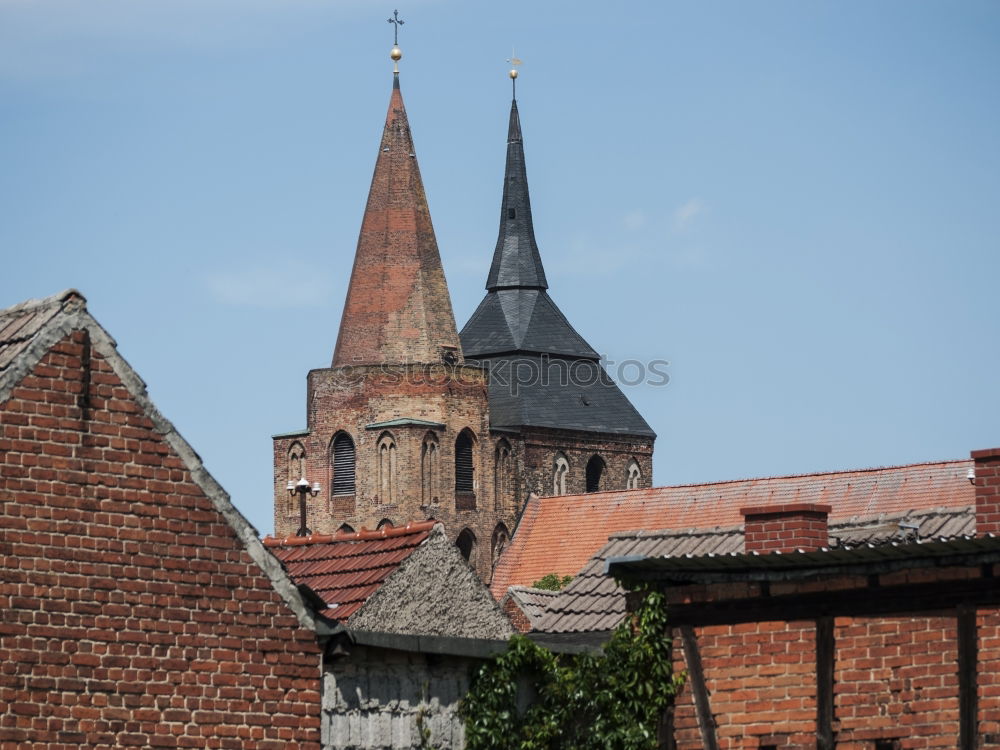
left=455, top=431, right=474, bottom=494
left=331, top=433, right=356, bottom=495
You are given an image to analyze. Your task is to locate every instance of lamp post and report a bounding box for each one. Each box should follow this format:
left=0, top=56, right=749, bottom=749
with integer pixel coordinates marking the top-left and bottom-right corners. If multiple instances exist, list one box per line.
left=287, top=477, right=321, bottom=536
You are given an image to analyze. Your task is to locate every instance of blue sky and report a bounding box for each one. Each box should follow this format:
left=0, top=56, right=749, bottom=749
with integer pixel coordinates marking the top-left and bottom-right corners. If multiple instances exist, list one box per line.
left=3, top=1, right=998, bottom=536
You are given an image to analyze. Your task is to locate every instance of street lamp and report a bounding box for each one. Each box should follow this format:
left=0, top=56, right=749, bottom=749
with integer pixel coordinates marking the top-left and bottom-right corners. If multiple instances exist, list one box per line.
left=287, top=477, right=321, bottom=536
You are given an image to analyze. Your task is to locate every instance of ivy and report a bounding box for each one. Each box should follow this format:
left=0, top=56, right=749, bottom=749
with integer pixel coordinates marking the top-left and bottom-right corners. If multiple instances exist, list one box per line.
left=530, top=573, right=574, bottom=591
left=461, top=590, right=683, bottom=750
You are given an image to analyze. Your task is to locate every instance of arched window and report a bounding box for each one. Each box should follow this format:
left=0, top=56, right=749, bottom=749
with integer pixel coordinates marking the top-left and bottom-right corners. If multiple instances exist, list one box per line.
left=585, top=455, right=606, bottom=493
left=331, top=433, right=356, bottom=495
left=376, top=518, right=394, bottom=530
left=626, top=459, right=642, bottom=490
left=494, top=438, right=512, bottom=511
left=552, top=453, right=569, bottom=496
left=287, top=441, right=305, bottom=514
left=338, top=523, right=355, bottom=534
left=491, top=522, right=510, bottom=569
left=456, top=528, right=476, bottom=562
left=377, top=432, right=397, bottom=504
left=421, top=432, right=440, bottom=506
left=455, top=429, right=476, bottom=502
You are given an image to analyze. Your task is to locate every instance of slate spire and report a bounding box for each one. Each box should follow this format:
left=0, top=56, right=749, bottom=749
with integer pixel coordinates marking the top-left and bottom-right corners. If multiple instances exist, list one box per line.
left=486, top=98, right=548, bottom=291
left=332, top=75, right=463, bottom=367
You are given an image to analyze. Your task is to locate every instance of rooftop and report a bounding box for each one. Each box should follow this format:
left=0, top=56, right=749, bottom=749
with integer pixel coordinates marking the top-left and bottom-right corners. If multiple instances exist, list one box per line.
left=264, top=520, right=436, bottom=622
left=491, top=458, right=975, bottom=598
left=533, top=505, right=976, bottom=637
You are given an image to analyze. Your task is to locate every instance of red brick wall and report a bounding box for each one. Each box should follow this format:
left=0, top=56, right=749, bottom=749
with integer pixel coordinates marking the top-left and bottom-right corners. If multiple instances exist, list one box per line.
left=501, top=597, right=531, bottom=634
left=669, top=607, right=1000, bottom=748
left=1, top=332, right=321, bottom=749
left=973, top=447, right=1000, bottom=536
left=742, top=504, right=831, bottom=554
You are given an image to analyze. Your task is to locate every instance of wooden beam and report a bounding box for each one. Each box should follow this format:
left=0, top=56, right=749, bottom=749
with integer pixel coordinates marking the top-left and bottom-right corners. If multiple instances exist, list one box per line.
left=815, top=617, right=834, bottom=750
left=680, top=626, right=719, bottom=750
left=666, top=577, right=1000, bottom=627
left=957, top=605, right=978, bottom=750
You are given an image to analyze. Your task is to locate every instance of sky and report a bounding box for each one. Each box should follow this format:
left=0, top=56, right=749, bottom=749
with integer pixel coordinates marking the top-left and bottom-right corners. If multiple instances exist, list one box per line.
left=2, top=0, right=999, bottom=537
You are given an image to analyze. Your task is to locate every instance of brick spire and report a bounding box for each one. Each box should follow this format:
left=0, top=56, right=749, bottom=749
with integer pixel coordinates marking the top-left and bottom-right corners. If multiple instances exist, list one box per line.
left=486, top=98, right=548, bottom=291
left=332, top=75, right=463, bottom=367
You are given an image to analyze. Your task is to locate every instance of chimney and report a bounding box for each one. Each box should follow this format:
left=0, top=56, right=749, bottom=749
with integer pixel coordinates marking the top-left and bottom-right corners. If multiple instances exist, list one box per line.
left=741, top=503, right=831, bottom=554
left=972, top=448, right=1000, bottom=537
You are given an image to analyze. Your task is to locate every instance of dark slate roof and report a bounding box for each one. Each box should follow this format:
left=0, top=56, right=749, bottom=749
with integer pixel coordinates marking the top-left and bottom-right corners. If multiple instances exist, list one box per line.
left=531, top=505, right=976, bottom=635
left=486, top=99, right=547, bottom=291
left=472, top=354, right=655, bottom=437
left=461, top=289, right=599, bottom=359
left=460, top=97, right=653, bottom=437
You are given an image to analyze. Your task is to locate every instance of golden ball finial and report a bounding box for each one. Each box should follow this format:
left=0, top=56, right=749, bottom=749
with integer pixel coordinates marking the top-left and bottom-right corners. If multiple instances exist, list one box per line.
left=390, top=45, right=403, bottom=62
left=509, top=68, right=518, bottom=80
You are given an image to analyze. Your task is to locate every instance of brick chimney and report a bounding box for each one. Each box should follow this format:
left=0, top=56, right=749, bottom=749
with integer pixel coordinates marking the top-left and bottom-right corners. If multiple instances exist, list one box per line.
left=741, top=503, right=831, bottom=554
left=972, top=448, right=1000, bottom=537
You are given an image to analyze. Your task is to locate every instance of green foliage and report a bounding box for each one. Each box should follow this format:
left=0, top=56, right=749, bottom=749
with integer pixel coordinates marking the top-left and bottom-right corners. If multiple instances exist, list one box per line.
left=461, top=590, right=683, bottom=750
left=530, top=573, right=574, bottom=591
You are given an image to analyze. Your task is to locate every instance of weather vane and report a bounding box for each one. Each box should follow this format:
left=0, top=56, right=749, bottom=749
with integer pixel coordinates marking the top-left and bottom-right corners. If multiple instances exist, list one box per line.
left=388, top=10, right=405, bottom=72
left=507, top=49, right=522, bottom=97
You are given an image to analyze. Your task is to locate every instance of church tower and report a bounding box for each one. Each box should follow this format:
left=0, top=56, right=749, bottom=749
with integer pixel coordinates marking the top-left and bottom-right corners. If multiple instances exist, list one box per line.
left=272, top=52, right=513, bottom=580
left=460, top=77, right=656, bottom=502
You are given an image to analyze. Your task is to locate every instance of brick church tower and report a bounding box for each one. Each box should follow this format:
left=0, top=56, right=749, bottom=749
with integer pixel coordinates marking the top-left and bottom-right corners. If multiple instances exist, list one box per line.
left=272, top=68, right=514, bottom=579
left=274, top=59, right=655, bottom=582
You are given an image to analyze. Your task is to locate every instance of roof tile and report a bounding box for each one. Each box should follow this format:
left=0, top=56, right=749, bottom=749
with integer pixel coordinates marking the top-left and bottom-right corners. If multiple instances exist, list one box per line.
left=492, top=459, right=974, bottom=599
left=264, top=520, right=435, bottom=623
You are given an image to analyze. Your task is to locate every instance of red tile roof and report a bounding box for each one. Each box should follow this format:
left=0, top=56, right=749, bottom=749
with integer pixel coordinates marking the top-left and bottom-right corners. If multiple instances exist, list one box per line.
left=491, top=459, right=974, bottom=598
left=264, top=520, right=436, bottom=622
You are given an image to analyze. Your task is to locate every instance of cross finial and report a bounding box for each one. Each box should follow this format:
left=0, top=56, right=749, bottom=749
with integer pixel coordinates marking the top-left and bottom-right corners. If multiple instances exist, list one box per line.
left=507, top=49, right=522, bottom=98
left=388, top=9, right=404, bottom=46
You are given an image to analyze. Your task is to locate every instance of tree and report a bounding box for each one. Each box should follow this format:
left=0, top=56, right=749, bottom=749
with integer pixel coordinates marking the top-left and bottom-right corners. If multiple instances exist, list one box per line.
left=461, top=590, right=683, bottom=750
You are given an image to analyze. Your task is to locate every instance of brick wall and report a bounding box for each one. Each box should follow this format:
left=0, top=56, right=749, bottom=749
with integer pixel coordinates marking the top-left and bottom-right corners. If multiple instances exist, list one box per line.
left=973, top=447, right=1000, bottom=536
left=273, top=363, right=514, bottom=581
left=519, top=426, right=653, bottom=498
left=1, top=332, right=322, bottom=748
left=501, top=597, right=531, bottom=634
left=742, top=503, right=831, bottom=554
left=670, top=609, right=1000, bottom=749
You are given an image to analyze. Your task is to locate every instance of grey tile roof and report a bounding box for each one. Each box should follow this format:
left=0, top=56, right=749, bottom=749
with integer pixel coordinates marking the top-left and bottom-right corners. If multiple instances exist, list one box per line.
left=532, top=505, right=975, bottom=635
left=533, top=527, right=743, bottom=634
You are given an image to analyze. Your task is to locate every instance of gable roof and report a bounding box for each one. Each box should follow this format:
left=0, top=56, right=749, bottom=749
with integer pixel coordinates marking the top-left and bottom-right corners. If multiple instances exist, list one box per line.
left=0, top=290, right=319, bottom=631
left=263, top=521, right=436, bottom=622
left=491, top=459, right=975, bottom=598
left=502, top=585, right=561, bottom=630
left=533, top=505, right=976, bottom=637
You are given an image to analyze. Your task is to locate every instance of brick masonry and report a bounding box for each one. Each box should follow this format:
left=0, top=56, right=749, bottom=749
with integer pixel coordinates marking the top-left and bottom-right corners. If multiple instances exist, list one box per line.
left=742, top=503, right=831, bottom=554
left=1, top=331, right=322, bottom=749
left=664, top=560, right=1000, bottom=748
left=973, top=447, right=1000, bottom=536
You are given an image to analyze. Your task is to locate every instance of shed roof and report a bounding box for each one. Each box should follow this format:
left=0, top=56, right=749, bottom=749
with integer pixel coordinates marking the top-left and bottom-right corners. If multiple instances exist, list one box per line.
left=532, top=505, right=975, bottom=636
